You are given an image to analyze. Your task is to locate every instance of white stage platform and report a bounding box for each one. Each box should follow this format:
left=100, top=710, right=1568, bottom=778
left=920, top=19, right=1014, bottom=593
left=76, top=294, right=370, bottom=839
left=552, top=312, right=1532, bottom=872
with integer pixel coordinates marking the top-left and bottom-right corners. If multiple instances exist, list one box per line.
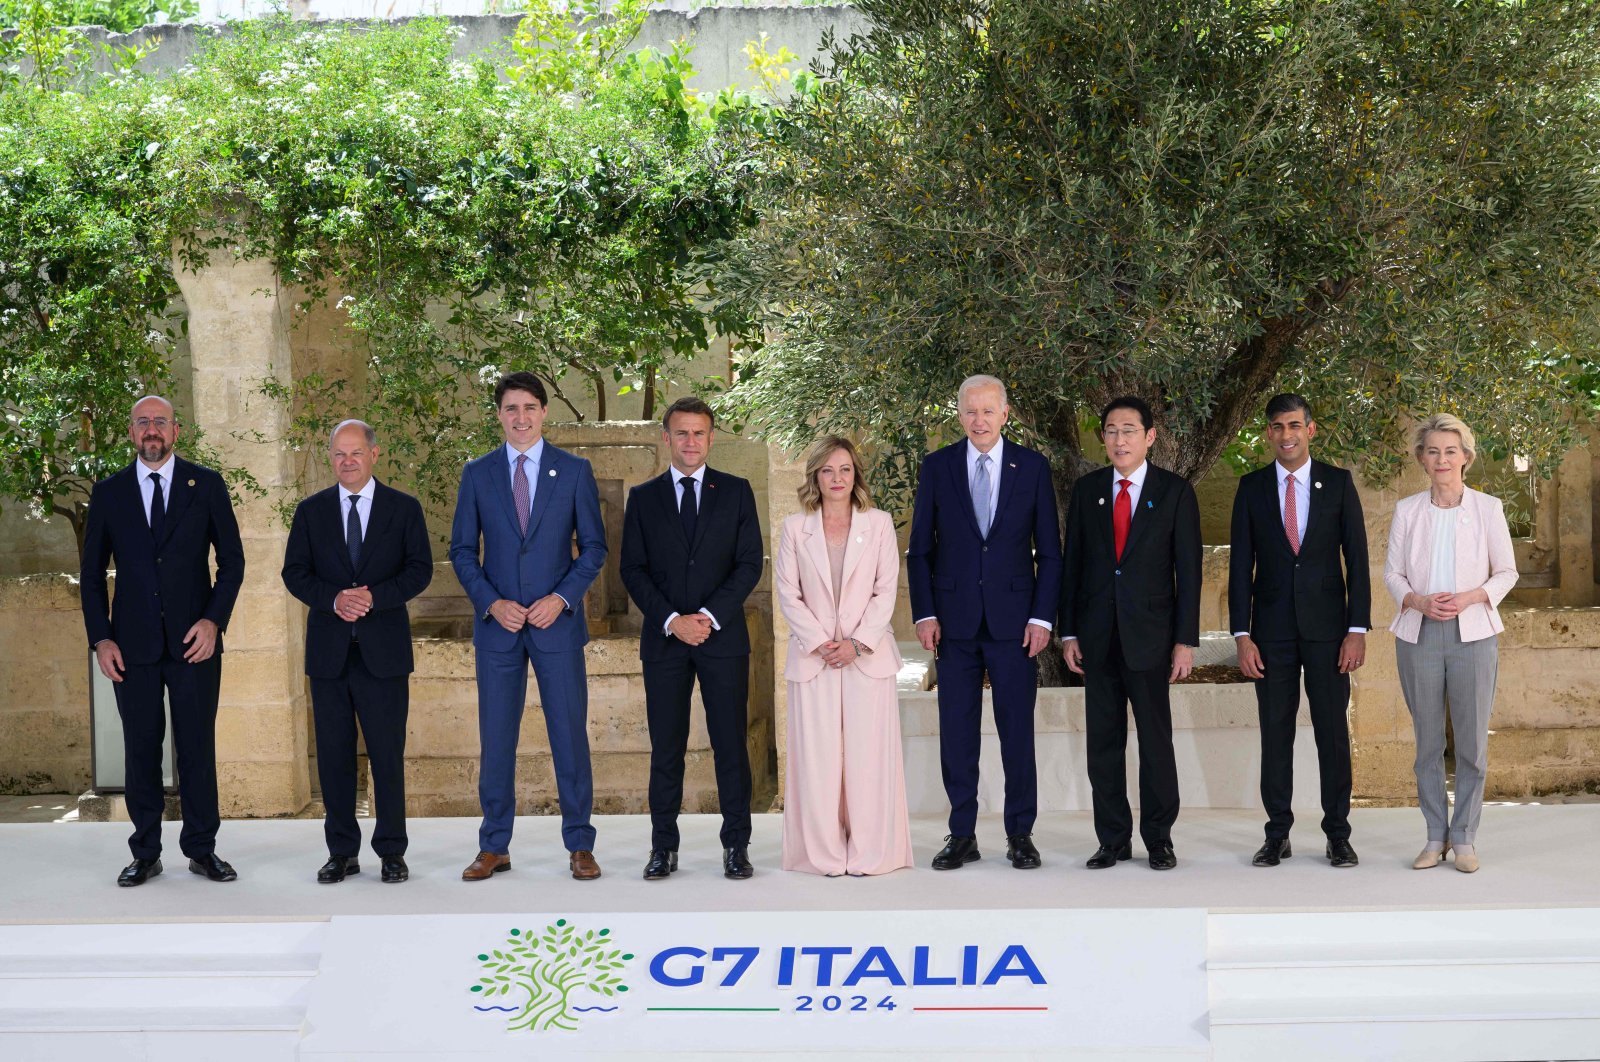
left=3, top=806, right=1599, bottom=1060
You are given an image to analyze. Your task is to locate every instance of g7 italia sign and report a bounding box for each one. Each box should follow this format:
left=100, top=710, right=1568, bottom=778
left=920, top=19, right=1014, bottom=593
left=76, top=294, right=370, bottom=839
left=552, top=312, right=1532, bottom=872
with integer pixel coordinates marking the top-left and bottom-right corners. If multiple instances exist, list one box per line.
left=300, top=909, right=1208, bottom=1057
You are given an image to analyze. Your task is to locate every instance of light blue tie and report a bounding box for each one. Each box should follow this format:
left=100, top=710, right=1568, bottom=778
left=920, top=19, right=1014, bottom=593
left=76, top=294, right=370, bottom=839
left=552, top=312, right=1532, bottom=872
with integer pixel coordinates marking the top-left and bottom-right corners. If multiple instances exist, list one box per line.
left=973, top=453, right=992, bottom=538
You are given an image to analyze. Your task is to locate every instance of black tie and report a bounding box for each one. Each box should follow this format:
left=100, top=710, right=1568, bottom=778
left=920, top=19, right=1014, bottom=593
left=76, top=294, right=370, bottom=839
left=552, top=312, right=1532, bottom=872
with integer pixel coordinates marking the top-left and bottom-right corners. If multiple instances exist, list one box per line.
left=679, top=476, right=697, bottom=545
left=347, top=495, right=362, bottom=571
left=148, top=472, right=165, bottom=542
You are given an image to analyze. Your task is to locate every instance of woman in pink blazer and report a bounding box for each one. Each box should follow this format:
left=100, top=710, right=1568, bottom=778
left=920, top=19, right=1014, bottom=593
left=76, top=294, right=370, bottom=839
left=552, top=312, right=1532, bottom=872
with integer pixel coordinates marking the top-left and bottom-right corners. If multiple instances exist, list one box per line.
left=1384, top=413, right=1518, bottom=873
left=775, top=436, right=914, bottom=876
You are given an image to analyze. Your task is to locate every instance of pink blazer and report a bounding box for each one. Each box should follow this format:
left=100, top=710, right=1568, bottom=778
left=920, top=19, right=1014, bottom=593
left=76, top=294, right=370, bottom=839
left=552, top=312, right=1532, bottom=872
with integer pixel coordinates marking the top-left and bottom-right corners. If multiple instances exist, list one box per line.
left=775, top=507, right=904, bottom=682
left=1384, top=487, right=1518, bottom=644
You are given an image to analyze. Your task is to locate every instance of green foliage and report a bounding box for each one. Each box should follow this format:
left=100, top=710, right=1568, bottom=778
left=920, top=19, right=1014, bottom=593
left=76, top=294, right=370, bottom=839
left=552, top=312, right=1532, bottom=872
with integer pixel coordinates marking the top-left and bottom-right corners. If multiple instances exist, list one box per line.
left=470, top=920, right=634, bottom=1032
left=3, top=10, right=776, bottom=539
left=0, top=0, right=196, bottom=36
left=718, top=0, right=1600, bottom=510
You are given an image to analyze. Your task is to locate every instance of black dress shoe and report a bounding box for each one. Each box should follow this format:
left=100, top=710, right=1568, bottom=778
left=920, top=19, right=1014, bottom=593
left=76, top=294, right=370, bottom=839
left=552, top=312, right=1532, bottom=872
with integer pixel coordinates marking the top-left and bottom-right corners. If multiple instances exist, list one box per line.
left=1147, top=843, right=1178, bottom=870
left=318, top=855, right=360, bottom=884
left=1085, top=842, right=1132, bottom=869
left=1326, top=838, right=1359, bottom=868
left=723, top=846, right=753, bottom=880
left=1006, top=834, right=1042, bottom=869
left=644, top=849, right=678, bottom=880
left=1252, top=838, right=1292, bottom=867
left=380, top=855, right=409, bottom=883
left=188, top=854, right=237, bottom=882
left=931, top=835, right=980, bottom=870
left=117, top=858, right=162, bottom=887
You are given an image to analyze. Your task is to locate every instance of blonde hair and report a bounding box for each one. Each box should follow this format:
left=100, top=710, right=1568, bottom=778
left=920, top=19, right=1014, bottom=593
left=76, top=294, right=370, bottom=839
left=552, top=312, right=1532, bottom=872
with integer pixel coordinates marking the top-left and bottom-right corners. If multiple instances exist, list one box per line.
left=796, top=435, right=872, bottom=512
left=1413, top=413, right=1477, bottom=469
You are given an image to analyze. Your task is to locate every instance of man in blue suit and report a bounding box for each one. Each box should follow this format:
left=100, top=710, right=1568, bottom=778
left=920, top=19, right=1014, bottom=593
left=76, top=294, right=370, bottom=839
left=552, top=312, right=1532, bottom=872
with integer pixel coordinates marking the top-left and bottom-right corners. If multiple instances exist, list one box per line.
left=80, top=395, right=245, bottom=887
left=450, top=372, right=608, bottom=881
left=907, top=375, right=1062, bottom=871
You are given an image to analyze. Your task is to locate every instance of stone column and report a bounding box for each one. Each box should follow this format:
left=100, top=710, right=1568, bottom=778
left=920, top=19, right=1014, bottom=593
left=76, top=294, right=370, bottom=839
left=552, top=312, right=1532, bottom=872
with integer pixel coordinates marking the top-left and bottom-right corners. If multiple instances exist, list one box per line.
left=767, top=445, right=805, bottom=808
left=173, top=245, right=311, bottom=817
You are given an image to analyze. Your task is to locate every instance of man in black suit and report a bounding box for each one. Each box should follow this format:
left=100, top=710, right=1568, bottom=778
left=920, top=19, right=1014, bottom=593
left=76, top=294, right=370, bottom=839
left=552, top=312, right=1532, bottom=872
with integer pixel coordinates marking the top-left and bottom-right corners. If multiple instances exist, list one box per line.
left=1060, top=396, right=1201, bottom=871
left=282, top=419, right=433, bottom=884
left=80, top=395, right=246, bottom=887
left=620, top=396, right=764, bottom=881
left=1229, top=394, right=1370, bottom=869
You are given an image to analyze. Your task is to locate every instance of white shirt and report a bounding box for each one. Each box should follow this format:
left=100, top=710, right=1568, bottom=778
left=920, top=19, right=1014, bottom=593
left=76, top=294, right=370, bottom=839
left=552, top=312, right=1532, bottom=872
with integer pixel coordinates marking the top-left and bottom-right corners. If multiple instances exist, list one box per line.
left=663, top=464, right=719, bottom=637
left=504, top=438, right=545, bottom=511
left=1428, top=504, right=1460, bottom=596
left=340, top=477, right=376, bottom=543
left=137, top=455, right=176, bottom=526
left=913, top=438, right=1049, bottom=632
left=1062, top=462, right=1148, bottom=643
left=1231, top=460, right=1366, bottom=637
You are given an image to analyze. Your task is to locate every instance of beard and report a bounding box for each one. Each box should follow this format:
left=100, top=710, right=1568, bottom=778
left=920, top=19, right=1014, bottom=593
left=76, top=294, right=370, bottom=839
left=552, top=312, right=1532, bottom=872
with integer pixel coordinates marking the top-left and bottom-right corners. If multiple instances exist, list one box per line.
left=138, top=436, right=171, bottom=463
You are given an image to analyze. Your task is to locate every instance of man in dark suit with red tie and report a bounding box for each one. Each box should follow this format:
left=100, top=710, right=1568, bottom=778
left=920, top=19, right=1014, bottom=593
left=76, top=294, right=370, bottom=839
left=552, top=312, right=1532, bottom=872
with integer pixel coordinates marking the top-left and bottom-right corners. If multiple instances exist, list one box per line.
left=282, top=419, right=433, bottom=884
left=80, top=395, right=245, bottom=887
left=907, top=375, right=1061, bottom=871
left=1228, top=394, right=1369, bottom=869
left=1060, top=396, right=1201, bottom=870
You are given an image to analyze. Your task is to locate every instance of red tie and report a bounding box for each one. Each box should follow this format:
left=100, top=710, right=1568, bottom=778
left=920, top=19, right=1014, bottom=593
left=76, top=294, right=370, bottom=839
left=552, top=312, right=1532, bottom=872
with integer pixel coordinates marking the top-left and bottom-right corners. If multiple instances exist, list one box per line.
left=1284, top=473, right=1301, bottom=555
left=1114, top=479, right=1132, bottom=560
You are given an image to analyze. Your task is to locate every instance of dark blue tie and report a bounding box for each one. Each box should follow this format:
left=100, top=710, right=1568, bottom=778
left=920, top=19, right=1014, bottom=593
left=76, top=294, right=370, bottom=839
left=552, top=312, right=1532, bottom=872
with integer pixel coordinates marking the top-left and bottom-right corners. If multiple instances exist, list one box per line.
left=679, top=476, right=697, bottom=545
left=346, top=495, right=362, bottom=571
left=148, top=472, right=165, bottom=542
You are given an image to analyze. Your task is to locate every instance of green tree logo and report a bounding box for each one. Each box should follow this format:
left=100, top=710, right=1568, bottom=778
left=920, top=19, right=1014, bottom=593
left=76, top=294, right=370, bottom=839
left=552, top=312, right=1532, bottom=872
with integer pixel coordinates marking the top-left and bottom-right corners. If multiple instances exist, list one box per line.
left=469, top=919, right=634, bottom=1031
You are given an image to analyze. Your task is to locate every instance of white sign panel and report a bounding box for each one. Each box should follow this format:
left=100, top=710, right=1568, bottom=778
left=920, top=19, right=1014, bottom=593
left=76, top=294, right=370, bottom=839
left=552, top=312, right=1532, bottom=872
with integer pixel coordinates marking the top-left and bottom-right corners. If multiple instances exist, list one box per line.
left=299, top=908, right=1208, bottom=1057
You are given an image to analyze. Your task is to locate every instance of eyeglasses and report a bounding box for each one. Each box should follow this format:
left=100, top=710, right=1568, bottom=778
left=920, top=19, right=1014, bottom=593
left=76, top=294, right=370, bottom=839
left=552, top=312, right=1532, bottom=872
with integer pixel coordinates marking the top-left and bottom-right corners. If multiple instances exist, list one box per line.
left=1102, top=427, right=1146, bottom=440
left=133, top=418, right=172, bottom=431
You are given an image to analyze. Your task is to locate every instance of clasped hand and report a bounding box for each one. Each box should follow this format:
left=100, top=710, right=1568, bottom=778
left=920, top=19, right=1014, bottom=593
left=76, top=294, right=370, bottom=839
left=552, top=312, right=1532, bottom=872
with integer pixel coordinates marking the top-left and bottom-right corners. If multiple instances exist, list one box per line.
left=1410, top=591, right=1461, bottom=621
left=489, top=595, right=565, bottom=632
left=669, top=613, right=713, bottom=646
left=334, top=586, right=373, bottom=622
left=816, top=639, right=859, bottom=669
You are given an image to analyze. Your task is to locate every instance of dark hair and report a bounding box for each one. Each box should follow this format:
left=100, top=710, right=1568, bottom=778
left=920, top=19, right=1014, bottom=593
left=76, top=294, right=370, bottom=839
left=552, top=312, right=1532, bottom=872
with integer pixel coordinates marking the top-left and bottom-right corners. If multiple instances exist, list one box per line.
left=661, top=395, right=716, bottom=432
left=1099, top=395, right=1154, bottom=432
left=494, top=371, right=547, bottom=409
left=1264, top=393, right=1313, bottom=423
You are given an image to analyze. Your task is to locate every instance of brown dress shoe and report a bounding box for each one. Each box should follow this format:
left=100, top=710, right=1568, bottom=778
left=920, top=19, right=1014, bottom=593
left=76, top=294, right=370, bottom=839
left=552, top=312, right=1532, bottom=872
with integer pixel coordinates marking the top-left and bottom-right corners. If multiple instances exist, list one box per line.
left=569, top=850, right=602, bottom=880
left=462, top=851, right=510, bottom=881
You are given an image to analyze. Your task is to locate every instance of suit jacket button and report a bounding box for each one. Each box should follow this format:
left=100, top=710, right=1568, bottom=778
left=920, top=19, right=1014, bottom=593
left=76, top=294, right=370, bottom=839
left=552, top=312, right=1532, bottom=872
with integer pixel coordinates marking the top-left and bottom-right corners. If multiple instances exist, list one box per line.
left=1115, top=569, right=1121, bottom=576
left=982, top=546, right=988, bottom=552
left=689, top=560, right=695, bottom=566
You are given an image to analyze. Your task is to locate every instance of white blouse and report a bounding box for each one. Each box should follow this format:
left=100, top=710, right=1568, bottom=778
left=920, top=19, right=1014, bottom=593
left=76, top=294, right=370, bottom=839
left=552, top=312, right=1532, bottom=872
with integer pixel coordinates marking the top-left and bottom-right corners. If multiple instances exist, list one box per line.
left=1427, top=505, right=1460, bottom=596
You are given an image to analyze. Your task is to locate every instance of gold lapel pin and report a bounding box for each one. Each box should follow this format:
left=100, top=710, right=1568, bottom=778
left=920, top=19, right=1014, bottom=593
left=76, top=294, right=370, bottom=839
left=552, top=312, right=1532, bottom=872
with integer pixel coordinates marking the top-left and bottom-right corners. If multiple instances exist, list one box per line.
left=187, top=479, right=195, bottom=487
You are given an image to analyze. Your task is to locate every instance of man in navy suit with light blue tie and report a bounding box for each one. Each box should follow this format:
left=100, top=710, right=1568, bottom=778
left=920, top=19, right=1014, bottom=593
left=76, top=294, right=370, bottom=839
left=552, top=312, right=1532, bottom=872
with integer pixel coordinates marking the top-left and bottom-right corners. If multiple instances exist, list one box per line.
left=450, top=371, right=608, bottom=882
left=907, top=374, right=1061, bottom=871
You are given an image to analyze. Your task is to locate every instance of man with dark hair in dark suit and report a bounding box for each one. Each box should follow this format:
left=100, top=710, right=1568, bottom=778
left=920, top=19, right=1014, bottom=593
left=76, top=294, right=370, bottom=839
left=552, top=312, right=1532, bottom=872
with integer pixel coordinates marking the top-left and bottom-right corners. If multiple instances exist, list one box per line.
left=620, top=396, right=764, bottom=881
left=80, top=394, right=246, bottom=887
left=1229, top=393, right=1370, bottom=869
left=282, top=418, right=433, bottom=884
left=1060, top=395, right=1201, bottom=871
left=907, top=374, right=1061, bottom=871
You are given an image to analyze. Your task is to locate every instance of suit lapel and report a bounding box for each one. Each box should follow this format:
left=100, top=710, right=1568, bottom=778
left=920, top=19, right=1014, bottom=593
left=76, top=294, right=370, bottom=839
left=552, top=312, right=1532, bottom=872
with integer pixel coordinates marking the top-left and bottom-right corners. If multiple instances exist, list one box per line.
left=689, top=468, right=719, bottom=556
left=1300, top=460, right=1324, bottom=548
left=1260, top=467, right=1294, bottom=559
left=947, top=445, right=984, bottom=539
left=328, top=488, right=356, bottom=579
left=1119, top=465, right=1165, bottom=561
left=356, top=484, right=394, bottom=578
left=838, top=508, right=870, bottom=599
left=523, top=442, right=559, bottom=540
left=157, top=459, right=196, bottom=547
left=987, top=443, right=1020, bottom=538
left=488, top=447, right=523, bottom=540
left=657, top=471, right=689, bottom=551
left=800, top=509, right=835, bottom=610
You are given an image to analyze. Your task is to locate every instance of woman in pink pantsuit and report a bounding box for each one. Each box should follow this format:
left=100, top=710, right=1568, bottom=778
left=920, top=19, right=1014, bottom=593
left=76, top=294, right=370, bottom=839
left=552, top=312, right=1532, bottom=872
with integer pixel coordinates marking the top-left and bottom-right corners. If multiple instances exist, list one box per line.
left=776, top=436, right=914, bottom=877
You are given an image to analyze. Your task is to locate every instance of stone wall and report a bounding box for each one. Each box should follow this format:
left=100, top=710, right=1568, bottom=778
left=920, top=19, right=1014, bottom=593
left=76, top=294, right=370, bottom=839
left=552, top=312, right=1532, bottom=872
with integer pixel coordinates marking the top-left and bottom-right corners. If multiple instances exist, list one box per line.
left=0, top=575, right=92, bottom=795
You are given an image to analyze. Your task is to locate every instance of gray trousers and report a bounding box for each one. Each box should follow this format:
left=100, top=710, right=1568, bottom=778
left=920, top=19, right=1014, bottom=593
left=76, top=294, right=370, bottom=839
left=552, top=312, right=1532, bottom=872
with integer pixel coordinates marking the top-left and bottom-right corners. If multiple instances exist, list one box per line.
left=1395, top=618, right=1499, bottom=844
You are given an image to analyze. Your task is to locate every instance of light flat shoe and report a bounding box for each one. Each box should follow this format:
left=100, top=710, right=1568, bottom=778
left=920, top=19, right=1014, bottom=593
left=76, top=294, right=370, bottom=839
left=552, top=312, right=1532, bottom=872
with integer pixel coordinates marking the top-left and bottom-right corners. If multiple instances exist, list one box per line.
left=1412, top=844, right=1450, bottom=870
left=1453, top=847, right=1480, bottom=873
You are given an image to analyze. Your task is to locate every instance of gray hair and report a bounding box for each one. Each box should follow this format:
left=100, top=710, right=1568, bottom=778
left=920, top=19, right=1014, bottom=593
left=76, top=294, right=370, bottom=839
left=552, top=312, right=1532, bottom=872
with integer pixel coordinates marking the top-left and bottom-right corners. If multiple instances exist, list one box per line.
left=329, top=419, right=378, bottom=450
left=1412, top=412, right=1477, bottom=469
left=129, top=395, right=176, bottom=423
left=957, top=374, right=1008, bottom=409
